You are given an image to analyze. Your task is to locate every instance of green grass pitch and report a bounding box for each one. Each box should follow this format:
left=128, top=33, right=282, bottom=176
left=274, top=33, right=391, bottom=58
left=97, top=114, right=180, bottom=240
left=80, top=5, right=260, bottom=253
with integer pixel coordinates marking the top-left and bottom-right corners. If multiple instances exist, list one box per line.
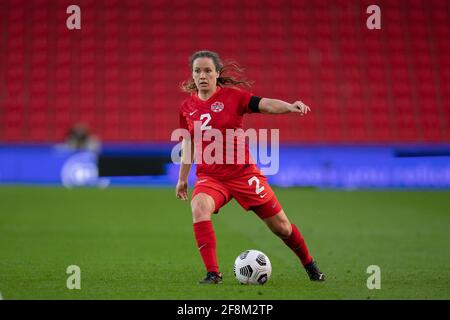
left=0, top=186, right=449, bottom=300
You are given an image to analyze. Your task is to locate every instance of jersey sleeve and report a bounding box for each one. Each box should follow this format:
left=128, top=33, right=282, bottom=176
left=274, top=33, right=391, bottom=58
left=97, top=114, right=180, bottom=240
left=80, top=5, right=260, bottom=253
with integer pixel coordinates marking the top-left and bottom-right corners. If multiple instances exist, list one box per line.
left=238, top=89, right=262, bottom=114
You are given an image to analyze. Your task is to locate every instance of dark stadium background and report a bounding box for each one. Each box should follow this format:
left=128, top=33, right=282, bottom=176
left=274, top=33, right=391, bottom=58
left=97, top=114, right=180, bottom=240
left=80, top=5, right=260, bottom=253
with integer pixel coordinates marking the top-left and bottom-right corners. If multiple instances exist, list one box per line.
left=0, top=0, right=449, bottom=300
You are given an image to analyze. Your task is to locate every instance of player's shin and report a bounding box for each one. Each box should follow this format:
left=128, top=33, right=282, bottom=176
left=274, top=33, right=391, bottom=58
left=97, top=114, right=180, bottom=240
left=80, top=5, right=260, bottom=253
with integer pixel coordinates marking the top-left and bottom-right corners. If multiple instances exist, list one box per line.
left=282, top=224, right=313, bottom=266
left=193, top=220, right=219, bottom=273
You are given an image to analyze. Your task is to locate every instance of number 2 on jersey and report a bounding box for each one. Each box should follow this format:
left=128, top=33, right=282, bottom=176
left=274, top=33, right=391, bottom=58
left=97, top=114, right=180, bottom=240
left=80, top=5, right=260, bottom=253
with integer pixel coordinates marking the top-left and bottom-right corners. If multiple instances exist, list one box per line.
left=200, top=113, right=212, bottom=130
left=248, top=176, right=265, bottom=194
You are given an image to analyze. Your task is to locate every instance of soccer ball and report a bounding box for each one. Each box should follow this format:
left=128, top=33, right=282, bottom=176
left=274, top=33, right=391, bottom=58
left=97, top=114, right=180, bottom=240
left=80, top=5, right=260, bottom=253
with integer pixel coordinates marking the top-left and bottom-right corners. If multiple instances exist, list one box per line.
left=233, top=249, right=272, bottom=285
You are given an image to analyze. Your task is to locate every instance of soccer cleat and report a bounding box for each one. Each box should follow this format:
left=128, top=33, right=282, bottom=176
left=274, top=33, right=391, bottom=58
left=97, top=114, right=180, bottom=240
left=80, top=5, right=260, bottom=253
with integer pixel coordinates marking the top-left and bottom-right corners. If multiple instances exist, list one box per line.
left=305, top=261, right=325, bottom=281
left=198, top=271, right=223, bottom=284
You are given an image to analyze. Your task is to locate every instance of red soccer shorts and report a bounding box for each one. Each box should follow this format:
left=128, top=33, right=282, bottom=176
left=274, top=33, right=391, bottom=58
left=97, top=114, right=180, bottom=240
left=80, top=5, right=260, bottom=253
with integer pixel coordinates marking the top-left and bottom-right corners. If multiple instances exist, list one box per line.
left=192, top=172, right=282, bottom=219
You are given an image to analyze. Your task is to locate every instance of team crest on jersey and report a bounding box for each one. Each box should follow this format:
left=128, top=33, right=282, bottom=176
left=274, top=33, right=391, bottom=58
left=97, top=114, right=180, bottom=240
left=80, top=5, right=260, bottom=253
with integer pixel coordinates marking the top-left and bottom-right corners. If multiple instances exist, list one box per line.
left=211, top=101, right=225, bottom=113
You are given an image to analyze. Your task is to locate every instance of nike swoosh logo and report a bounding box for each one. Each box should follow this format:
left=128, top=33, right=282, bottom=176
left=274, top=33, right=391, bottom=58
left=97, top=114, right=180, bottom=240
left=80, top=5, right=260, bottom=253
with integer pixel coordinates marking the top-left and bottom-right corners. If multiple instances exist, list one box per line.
left=198, top=243, right=207, bottom=250
left=259, top=193, right=268, bottom=198
left=189, top=110, right=197, bottom=116
left=197, top=179, right=208, bottom=183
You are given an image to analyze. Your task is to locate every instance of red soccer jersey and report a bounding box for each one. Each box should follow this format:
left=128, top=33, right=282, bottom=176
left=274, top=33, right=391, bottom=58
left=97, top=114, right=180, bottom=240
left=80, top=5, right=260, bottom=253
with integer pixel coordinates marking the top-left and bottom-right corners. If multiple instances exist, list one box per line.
left=179, top=87, right=261, bottom=179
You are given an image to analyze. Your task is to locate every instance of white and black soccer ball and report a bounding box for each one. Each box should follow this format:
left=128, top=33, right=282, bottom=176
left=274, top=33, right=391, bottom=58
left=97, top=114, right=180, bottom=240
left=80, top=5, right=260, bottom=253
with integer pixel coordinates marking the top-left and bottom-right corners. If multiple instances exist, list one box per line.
left=233, top=249, right=272, bottom=285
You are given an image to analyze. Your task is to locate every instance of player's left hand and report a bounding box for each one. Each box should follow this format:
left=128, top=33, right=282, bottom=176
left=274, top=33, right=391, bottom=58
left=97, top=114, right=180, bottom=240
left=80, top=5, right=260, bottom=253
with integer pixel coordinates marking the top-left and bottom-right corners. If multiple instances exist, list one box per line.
left=289, top=101, right=311, bottom=116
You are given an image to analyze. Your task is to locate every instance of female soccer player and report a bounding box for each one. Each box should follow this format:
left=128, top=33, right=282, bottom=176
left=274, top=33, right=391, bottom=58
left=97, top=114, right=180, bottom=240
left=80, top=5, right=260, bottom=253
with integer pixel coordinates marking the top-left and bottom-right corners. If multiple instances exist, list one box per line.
left=176, top=50, right=325, bottom=284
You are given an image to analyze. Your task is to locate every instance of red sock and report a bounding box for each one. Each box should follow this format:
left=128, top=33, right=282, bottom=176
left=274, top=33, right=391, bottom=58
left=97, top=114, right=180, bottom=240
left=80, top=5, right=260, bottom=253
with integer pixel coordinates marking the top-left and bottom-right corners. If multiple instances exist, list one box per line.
left=283, top=224, right=313, bottom=266
left=193, top=220, right=219, bottom=273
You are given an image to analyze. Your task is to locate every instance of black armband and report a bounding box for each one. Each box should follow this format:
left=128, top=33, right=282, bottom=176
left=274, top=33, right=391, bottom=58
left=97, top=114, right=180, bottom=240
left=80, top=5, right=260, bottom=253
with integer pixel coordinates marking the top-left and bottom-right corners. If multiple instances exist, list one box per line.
left=249, top=96, right=262, bottom=113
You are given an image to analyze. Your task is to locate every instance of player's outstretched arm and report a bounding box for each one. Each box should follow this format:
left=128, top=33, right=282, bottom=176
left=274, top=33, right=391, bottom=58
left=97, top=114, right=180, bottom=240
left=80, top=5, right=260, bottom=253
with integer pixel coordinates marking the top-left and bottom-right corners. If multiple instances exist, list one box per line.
left=176, top=137, right=194, bottom=201
left=258, top=98, right=311, bottom=115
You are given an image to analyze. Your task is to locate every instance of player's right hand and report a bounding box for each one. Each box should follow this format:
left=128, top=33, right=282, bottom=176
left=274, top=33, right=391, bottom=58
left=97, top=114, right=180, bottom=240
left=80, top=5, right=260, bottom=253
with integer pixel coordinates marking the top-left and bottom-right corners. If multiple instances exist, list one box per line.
left=176, top=180, right=188, bottom=200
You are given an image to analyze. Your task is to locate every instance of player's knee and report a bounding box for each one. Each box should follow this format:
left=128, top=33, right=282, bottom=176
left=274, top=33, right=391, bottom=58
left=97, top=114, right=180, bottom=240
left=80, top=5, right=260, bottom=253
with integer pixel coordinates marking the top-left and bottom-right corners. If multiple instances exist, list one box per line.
left=191, top=196, right=214, bottom=222
left=272, top=220, right=292, bottom=239
left=264, top=210, right=292, bottom=239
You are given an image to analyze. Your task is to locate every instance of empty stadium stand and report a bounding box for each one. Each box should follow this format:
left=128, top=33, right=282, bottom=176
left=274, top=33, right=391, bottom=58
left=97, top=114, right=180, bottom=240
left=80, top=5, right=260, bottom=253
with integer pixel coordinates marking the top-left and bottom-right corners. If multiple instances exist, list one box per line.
left=0, top=0, right=449, bottom=143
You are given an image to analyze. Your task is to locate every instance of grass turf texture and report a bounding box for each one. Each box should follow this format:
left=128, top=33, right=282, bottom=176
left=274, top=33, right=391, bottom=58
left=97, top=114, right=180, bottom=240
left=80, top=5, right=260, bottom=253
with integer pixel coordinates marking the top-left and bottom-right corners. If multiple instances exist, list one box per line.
left=0, top=186, right=449, bottom=300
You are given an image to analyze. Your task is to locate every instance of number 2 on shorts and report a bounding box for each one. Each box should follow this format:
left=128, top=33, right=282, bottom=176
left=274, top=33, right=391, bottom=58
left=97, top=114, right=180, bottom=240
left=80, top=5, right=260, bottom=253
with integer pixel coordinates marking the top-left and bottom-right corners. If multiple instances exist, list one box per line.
left=248, top=176, right=265, bottom=195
